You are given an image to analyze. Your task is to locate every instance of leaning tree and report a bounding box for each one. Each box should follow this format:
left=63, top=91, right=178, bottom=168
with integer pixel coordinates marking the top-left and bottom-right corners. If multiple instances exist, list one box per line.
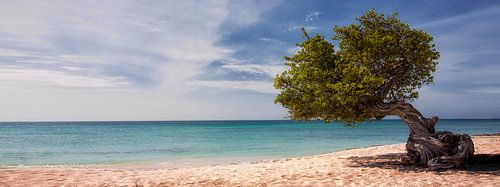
left=274, top=10, right=474, bottom=170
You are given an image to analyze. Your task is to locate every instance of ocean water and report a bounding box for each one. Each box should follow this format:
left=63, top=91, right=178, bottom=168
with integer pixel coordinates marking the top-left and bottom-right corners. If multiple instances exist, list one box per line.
left=0, top=120, right=499, bottom=167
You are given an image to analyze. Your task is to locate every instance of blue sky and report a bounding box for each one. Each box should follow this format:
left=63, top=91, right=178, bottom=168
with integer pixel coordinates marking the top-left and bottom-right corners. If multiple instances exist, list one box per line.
left=0, top=0, right=499, bottom=121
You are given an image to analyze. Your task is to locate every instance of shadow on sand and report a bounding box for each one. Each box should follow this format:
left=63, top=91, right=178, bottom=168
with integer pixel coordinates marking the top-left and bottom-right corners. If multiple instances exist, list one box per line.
left=346, top=153, right=500, bottom=175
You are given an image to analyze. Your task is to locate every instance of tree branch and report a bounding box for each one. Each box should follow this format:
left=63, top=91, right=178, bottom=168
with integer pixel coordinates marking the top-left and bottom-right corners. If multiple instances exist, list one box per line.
left=373, top=102, right=437, bottom=136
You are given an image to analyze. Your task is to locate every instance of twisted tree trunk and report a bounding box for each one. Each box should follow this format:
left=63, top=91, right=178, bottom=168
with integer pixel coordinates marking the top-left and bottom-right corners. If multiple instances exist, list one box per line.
left=374, top=102, right=474, bottom=170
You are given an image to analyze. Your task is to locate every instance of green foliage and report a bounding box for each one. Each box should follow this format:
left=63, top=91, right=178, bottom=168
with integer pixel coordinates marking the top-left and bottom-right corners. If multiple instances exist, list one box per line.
left=274, top=10, right=439, bottom=125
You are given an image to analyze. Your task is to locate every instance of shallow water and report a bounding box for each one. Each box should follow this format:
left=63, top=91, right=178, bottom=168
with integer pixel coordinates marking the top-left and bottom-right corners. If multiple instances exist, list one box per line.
left=0, top=119, right=498, bottom=167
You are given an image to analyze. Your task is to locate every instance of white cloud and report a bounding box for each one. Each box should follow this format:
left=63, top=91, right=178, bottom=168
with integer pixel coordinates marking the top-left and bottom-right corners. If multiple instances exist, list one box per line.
left=0, top=66, right=129, bottom=88
left=221, top=63, right=286, bottom=78
left=189, top=58, right=287, bottom=94
left=224, top=1, right=280, bottom=26
left=418, top=5, right=500, bottom=30
left=0, top=1, right=285, bottom=120
left=305, top=11, right=324, bottom=22
left=0, top=48, right=31, bottom=57
left=410, top=6, right=500, bottom=118
left=467, top=87, right=500, bottom=94
left=0, top=1, right=234, bottom=89
left=189, top=80, right=277, bottom=94
left=287, top=26, right=321, bottom=32
left=422, top=6, right=500, bottom=87
left=260, top=37, right=286, bottom=45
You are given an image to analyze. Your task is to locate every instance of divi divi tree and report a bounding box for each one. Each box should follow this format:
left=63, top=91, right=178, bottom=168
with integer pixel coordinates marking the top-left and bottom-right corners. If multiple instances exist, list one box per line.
left=274, top=10, right=474, bottom=170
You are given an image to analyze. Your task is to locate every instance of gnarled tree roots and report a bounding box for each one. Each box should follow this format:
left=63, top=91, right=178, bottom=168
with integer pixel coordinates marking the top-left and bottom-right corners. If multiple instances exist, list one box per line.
left=406, top=131, right=474, bottom=170
left=375, top=102, right=474, bottom=170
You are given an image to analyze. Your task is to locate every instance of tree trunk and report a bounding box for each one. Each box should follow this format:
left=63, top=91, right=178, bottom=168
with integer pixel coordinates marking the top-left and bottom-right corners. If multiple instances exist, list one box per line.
left=374, top=102, right=474, bottom=170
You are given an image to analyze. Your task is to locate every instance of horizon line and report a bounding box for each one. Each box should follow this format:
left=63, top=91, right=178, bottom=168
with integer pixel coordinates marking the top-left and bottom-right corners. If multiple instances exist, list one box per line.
left=1, top=118, right=499, bottom=123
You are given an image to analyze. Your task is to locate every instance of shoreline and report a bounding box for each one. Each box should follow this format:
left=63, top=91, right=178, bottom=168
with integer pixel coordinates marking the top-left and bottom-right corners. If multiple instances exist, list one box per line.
left=1, top=135, right=498, bottom=186
left=0, top=144, right=401, bottom=170
left=2, top=133, right=498, bottom=170
left=2, top=120, right=497, bottom=170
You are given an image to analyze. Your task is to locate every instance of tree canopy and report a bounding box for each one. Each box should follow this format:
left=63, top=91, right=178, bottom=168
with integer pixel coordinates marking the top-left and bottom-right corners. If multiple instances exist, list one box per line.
left=274, top=10, right=440, bottom=124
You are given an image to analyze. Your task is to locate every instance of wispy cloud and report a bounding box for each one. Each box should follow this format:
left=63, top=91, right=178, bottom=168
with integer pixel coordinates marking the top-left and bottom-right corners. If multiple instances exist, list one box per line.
left=260, top=37, right=286, bottom=45
left=221, top=63, right=285, bottom=78
left=0, top=65, right=129, bottom=88
left=0, top=1, right=232, bottom=90
left=189, top=80, right=276, bottom=94
left=0, top=0, right=498, bottom=120
left=0, top=0, right=288, bottom=120
left=287, top=26, right=321, bottom=32
left=305, top=11, right=324, bottom=22
left=467, top=87, right=500, bottom=94
left=417, top=5, right=500, bottom=30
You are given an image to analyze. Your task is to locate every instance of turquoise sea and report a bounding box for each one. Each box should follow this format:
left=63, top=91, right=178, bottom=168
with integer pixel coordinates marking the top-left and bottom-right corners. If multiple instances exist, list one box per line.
left=0, top=120, right=499, bottom=167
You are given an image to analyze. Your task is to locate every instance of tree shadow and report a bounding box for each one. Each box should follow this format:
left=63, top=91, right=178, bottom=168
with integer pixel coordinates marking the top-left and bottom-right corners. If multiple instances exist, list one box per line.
left=346, top=153, right=500, bottom=175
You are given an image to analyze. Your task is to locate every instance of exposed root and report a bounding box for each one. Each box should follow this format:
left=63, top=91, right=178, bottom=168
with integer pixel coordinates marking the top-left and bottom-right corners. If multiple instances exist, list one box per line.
left=375, top=102, right=475, bottom=170
left=407, top=131, right=474, bottom=170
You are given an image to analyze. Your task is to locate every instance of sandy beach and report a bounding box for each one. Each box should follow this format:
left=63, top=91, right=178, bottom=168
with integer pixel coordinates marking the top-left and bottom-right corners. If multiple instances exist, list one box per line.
left=1, top=135, right=498, bottom=186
